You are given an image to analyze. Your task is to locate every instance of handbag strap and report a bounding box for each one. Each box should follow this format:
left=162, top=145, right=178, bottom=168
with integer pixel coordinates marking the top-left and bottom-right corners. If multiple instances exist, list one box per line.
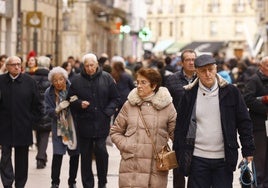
left=138, top=107, right=160, bottom=160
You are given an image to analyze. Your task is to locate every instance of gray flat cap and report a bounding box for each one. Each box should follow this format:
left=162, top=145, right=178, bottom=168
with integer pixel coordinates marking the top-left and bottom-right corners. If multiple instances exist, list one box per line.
left=194, top=54, right=216, bottom=67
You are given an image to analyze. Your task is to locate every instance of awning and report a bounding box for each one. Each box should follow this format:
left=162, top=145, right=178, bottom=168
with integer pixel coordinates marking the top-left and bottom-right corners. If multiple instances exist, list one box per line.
left=180, top=41, right=226, bottom=54
left=165, top=42, right=186, bottom=54
left=152, top=40, right=174, bottom=53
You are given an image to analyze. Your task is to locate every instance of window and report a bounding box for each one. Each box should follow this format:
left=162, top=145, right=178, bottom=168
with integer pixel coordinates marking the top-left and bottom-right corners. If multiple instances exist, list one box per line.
left=158, top=22, right=162, bottom=36
left=148, top=22, right=152, bottom=30
left=180, top=4, right=185, bottom=13
left=210, top=21, right=217, bottom=36
left=157, top=6, right=162, bottom=14
left=180, top=21, right=184, bottom=37
left=169, top=21, right=173, bottom=37
left=235, top=21, right=243, bottom=36
left=208, top=0, right=220, bottom=13
left=233, top=0, right=245, bottom=12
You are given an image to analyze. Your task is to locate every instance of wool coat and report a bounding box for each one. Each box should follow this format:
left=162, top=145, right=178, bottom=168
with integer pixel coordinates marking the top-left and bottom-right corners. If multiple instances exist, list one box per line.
left=0, top=73, right=42, bottom=146
left=174, top=74, right=255, bottom=176
left=110, top=87, right=177, bottom=188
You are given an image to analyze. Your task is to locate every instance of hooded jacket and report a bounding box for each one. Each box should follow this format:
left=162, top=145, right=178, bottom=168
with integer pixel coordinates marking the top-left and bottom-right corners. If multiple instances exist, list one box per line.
left=110, top=87, right=177, bottom=188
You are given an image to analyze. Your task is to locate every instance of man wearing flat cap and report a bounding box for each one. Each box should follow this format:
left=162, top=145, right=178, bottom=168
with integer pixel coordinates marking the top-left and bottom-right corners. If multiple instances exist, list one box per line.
left=173, top=54, right=255, bottom=187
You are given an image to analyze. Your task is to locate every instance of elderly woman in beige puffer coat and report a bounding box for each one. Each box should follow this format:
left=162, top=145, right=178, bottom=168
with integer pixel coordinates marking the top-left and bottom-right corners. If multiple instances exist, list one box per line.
left=110, top=68, right=177, bottom=188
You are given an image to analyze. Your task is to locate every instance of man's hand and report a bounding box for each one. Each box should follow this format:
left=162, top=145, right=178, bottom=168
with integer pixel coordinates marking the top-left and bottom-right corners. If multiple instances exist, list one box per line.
left=81, top=101, right=90, bottom=109
left=245, top=156, right=254, bottom=163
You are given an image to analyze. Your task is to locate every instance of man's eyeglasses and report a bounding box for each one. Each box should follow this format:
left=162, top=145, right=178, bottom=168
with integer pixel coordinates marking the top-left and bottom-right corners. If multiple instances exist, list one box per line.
left=184, top=58, right=195, bottom=63
left=6, top=63, right=21, bottom=67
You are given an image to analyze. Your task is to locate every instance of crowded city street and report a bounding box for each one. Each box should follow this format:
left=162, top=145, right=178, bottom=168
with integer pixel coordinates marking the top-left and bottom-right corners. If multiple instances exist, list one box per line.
left=22, top=137, right=245, bottom=188
left=0, top=1, right=266, bottom=187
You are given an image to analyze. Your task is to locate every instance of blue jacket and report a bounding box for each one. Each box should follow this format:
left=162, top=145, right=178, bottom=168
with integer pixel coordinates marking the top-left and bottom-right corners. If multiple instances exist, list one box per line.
left=173, top=75, right=255, bottom=176
left=68, top=67, right=121, bottom=138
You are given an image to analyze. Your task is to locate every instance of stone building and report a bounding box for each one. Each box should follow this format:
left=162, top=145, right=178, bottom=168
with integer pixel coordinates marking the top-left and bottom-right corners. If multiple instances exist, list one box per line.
left=146, top=0, right=260, bottom=59
left=0, top=0, right=130, bottom=65
left=0, top=0, right=62, bottom=65
left=255, top=0, right=268, bottom=57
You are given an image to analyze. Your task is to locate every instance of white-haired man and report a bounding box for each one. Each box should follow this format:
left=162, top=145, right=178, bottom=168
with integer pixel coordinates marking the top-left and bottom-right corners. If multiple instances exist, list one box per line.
left=0, top=56, right=42, bottom=188
left=68, top=53, right=121, bottom=188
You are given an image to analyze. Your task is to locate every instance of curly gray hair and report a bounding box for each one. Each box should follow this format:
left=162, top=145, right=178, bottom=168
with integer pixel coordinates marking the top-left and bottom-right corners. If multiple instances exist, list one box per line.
left=48, top=66, right=68, bottom=82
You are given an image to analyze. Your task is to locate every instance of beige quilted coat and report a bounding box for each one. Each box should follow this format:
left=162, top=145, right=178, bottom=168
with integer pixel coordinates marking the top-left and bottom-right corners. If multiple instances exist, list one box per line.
left=110, top=87, right=177, bottom=188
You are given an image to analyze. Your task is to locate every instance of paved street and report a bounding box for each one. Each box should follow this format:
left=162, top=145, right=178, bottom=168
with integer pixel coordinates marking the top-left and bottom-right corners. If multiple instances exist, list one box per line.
left=1, top=136, right=244, bottom=188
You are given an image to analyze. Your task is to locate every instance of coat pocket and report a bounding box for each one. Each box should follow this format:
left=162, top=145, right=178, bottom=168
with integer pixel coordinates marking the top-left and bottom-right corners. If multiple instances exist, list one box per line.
left=122, top=126, right=137, bottom=153
left=121, top=152, right=135, bottom=160
left=125, top=126, right=137, bottom=136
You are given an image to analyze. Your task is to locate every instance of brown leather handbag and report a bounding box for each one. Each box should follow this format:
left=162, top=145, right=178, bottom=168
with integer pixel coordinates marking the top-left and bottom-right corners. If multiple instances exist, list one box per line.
left=156, top=144, right=178, bottom=171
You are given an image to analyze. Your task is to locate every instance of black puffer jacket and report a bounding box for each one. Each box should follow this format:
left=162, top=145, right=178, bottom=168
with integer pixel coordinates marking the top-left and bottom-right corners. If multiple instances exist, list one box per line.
left=68, top=67, right=121, bottom=138
left=244, top=70, right=268, bottom=131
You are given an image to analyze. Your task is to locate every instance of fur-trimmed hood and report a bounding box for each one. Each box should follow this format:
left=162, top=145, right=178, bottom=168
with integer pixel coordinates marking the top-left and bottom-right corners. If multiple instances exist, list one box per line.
left=127, top=87, right=173, bottom=110
left=183, top=73, right=228, bottom=90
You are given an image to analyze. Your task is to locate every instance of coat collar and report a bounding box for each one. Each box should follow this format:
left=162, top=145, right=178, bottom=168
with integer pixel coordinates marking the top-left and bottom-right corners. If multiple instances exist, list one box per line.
left=127, top=87, right=173, bottom=110
left=257, top=70, right=268, bottom=81
left=183, top=73, right=228, bottom=91
left=81, top=66, right=102, bottom=80
left=4, top=72, right=23, bottom=83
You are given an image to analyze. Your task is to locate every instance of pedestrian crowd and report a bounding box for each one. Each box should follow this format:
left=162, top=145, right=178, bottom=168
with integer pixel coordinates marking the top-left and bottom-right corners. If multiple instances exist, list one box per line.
left=0, top=49, right=267, bottom=188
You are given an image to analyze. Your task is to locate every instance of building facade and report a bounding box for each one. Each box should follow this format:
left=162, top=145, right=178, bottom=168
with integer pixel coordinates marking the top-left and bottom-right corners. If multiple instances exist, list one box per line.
left=146, top=0, right=260, bottom=59
left=0, top=0, right=63, bottom=65
left=0, top=0, right=131, bottom=65
left=256, top=0, right=268, bottom=57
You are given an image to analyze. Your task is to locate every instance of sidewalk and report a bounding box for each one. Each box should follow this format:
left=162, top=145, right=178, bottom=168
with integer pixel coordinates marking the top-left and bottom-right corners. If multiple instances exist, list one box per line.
left=5, top=138, right=243, bottom=188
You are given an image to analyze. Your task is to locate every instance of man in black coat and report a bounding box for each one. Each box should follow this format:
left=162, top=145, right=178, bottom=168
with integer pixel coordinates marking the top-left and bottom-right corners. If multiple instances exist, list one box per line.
left=165, top=49, right=197, bottom=188
left=0, top=56, right=42, bottom=188
left=174, top=54, right=255, bottom=188
left=68, top=53, right=121, bottom=188
left=244, top=56, right=268, bottom=187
